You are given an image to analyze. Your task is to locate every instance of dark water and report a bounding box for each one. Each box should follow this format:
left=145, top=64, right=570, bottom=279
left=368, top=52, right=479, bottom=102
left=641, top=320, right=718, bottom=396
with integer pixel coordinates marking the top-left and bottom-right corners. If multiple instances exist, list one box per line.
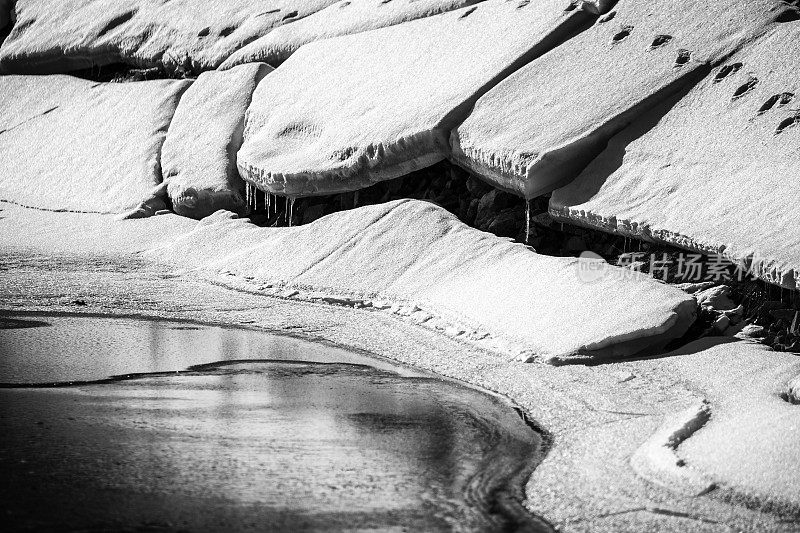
left=0, top=314, right=549, bottom=532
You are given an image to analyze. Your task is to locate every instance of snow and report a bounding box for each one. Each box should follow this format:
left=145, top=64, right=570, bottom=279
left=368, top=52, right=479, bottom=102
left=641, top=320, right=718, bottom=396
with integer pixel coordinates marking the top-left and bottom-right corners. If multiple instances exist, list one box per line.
left=636, top=338, right=800, bottom=506
left=237, top=0, right=592, bottom=197
left=0, top=74, right=190, bottom=214
left=161, top=63, right=272, bottom=220
left=144, top=199, right=696, bottom=363
left=450, top=0, right=780, bottom=199
left=220, top=0, right=483, bottom=69
left=0, top=0, right=337, bottom=74
left=551, top=24, right=800, bottom=289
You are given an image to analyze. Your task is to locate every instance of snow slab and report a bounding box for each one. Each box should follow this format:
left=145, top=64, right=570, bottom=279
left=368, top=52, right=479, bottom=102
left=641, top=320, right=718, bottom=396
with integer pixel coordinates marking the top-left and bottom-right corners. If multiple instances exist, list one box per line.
left=161, top=63, right=272, bottom=220
left=237, top=0, right=593, bottom=197
left=220, top=0, right=483, bottom=69
left=144, top=199, right=696, bottom=363
left=636, top=338, right=800, bottom=508
left=551, top=24, right=800, bottom=289
left=0, top=0, right=337, bottom=74
left=450, top=0, right=783, bottom=199
left=0, top=74, right=190, bottom=214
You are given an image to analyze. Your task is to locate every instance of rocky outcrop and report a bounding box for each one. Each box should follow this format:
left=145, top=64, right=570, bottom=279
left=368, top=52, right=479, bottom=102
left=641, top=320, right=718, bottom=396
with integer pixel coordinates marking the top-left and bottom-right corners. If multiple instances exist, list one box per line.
left=450, top=0, right=782, bottom=199
left=146, top=199, right=696, bottom=363
left=551, top=23, right=800, bottom=289
left=161, top=63, right=272, bottom=220
left=220, top=0, right=483, bottom=69
left=237, top=0, right=593, bottom=197
left=0, top=74, right=190, bottom=213
left=0, top=0, right=337, bottom=74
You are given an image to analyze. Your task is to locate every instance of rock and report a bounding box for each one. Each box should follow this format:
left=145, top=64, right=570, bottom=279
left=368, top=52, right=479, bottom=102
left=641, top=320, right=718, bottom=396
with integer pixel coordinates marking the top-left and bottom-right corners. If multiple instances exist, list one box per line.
left=474, top=189, right=509, bottom=228
left=237, top=0, right=592, bottom=197
left=713, top=314, right=731, bottom=334
left=695, top=285, right=736, bottom=312
left=551, top=22, right=800, bottom=290
left=486, top=208, right=520, bottom=238
left=0, top=0, right=338, bottom=74
left=736, top=324, right=766, bottom=340
left=301, top=203, right=327, bottom=225
left=220, top=0, right=481, bottom=69
left=565, top=236, right=587, bottom=254
left=0, top=74, right=190, bottom=213
left=145, top=199, right=696, bottom=363
left=452, top=0, right=781, bottom=199
left=674, top=281, right=716, bottom=294
left=161, top=63, right=272, bottom=220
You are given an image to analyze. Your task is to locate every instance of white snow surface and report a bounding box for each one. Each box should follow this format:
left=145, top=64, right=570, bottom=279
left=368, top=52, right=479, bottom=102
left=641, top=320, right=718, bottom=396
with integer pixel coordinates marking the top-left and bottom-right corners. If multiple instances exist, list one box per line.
left=641, top=339, right=800, bottom=506
left=220, top=0, right=484, bottom=69
left=551, top=25, right=800, bottom=289
left=450, top=0, right=781, bottom=199
left=144, top=199, right=696, bottom=362
left=161, top=63, right=272, bottom=220
left=237, top=0, right=591, bottom=197
left=0, top=0, right=337, bottom=74
left=0, top=74, right=190, bottom=214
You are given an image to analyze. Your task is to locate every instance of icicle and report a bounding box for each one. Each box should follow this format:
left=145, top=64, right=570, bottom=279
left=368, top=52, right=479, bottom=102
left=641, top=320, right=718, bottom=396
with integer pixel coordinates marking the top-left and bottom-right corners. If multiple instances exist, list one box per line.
left=288, top=197, right=296, bottom=227
left=245, top=183, right=251, bottom=212
left=284, top=196, right=289, bottom=225
left=524, top=200, right=531, bottom=244
left=266, top=191, right=271, bottom=215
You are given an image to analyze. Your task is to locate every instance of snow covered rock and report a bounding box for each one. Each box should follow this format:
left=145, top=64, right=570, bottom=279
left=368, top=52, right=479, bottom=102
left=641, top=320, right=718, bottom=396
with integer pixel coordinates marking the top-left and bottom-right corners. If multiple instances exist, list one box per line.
left=238, top=0, right=592, bottom=197
left=0, top=75, right=190, bottom=213
left=220, top=0, right=483, bottom=69
left=0, top=0, right=337, bottom=74
left=146, top=199, right=696, bottom=363
left=450, top=0, right=782, bottom=199
left=551, top=24, right=800, bottom=289
left=161, top=63, right=272, bottom=220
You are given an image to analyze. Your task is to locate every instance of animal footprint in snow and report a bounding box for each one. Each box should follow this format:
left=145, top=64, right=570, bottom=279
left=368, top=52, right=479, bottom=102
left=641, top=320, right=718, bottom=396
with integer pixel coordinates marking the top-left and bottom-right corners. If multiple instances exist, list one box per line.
left=673, top=49, right=692, bottom=68
left=731, top=76, right=759, bottom=100
left=758, top=92, right=795, bottom=114
left=713, top=62, right=743, bottom=83
left=612, top=26, right=633, bottom=44
left=775, top=115, right=800, bottom=135
left=649, top=34, right=673, bottom=50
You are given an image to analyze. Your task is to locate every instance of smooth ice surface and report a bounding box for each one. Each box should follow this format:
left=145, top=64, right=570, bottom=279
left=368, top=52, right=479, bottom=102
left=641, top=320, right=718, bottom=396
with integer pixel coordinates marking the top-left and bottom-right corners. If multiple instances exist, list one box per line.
left=451, top=0, right=781, bottom=199
left=642, top=339, right=800, bottom=505
left=551, top=25, right=800, bottom=289
left=161, top=63, right=272, bottom=220
left=0, top=0, right=337, bottom=74
left=0, top=358, right=539, bottom=531
left=0, top=314, right=414, bottom=384
left=220, top=0, right=483, bottom=68
left=0, top=75, right=190, bottom=213
left=238, top=0, right=591, bottom=197
left=146, top=200, right=695, bottom=362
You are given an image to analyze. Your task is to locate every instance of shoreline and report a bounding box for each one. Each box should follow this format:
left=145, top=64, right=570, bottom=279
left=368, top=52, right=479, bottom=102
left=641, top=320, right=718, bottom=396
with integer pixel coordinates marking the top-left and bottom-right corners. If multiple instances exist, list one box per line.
left=1, top=204, right=798, bottom=531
